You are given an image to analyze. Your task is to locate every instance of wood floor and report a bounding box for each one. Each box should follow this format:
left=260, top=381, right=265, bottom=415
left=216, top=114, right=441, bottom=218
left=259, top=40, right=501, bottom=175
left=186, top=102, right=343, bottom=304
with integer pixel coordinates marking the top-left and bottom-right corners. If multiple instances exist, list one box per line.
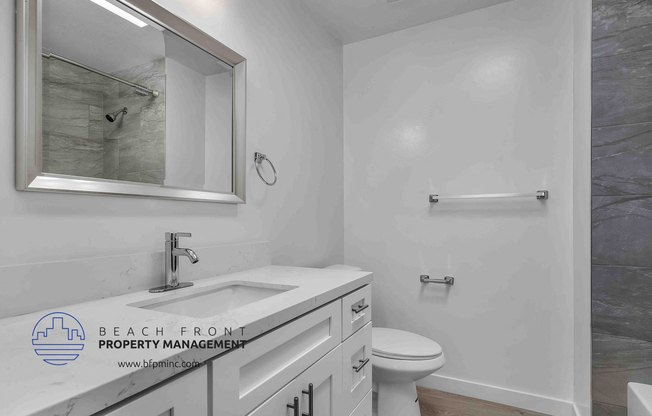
left=416, top=387, right=553, bottom=416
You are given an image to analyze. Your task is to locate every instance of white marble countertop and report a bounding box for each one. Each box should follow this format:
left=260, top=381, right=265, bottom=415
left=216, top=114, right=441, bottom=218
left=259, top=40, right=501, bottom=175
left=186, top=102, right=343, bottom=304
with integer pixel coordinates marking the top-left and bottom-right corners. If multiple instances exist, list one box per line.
left=0, top=265, right=372, bottom=416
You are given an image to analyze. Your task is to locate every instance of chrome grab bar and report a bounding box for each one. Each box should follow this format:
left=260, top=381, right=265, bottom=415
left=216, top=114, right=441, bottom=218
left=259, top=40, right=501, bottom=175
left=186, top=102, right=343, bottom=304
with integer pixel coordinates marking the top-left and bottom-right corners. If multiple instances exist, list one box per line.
left=420, top=275, right=454, bottom=285
left=429, top=190, right=548, bottom=203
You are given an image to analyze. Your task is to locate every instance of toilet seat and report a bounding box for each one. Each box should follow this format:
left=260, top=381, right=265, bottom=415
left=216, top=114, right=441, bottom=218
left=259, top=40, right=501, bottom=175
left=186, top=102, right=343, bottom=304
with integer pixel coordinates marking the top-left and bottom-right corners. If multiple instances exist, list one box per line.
left=372, top=327, right=442, bottom=361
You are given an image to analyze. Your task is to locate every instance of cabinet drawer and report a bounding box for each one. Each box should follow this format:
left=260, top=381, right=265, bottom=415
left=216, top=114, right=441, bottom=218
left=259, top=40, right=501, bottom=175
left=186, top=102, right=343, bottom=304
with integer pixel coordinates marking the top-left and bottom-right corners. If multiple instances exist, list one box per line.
left=341, top=285, right=371, bottom=340
left=100, top=366, right=207, bottom=416
left=212, top=300, right=342, bottom=416
left=247, top=345, right=343, bottom=416
left=342, top=322, right=372, bottom=415
left=349, top=390, right=372, bottom=416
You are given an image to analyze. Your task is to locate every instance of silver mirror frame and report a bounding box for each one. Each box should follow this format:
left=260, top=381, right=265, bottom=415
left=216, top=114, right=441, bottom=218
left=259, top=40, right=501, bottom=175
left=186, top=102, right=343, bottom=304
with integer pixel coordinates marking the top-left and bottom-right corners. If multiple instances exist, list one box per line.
left=16, top=0, right=247, bottom=203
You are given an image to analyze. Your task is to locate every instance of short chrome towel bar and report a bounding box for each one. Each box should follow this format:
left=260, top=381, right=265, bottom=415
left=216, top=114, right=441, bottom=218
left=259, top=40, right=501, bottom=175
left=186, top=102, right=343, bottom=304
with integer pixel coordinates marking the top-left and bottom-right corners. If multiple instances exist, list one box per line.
left=420, top=275, right=454, bottom=285
left=429, top=190, right=548, bottom=203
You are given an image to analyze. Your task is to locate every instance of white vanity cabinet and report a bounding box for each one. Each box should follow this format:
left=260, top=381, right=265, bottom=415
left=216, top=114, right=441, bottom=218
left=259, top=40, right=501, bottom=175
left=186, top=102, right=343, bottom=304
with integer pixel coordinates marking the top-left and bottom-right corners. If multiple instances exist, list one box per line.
left=93, top=284, right=372, bottom=416
left=212, top=284, right=372, bottom=416
left=99, top=366, right=208, bottom=416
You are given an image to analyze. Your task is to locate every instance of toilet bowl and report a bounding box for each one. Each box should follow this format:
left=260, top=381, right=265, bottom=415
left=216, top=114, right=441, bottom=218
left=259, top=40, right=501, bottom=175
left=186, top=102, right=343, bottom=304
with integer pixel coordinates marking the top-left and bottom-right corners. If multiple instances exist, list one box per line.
left=372, top=327, right=445, bottom=416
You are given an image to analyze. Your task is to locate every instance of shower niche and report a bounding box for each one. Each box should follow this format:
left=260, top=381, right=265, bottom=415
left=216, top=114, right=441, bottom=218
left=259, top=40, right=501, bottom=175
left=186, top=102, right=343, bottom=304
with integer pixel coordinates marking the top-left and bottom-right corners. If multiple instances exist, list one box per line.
left=16, top=0, right=246, bottom=203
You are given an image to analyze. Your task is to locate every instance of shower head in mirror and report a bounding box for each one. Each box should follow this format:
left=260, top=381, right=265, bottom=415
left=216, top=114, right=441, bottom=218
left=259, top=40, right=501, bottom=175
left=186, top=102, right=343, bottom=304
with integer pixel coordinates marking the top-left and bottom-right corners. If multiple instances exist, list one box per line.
left=106, top=107, right=128, bottom=123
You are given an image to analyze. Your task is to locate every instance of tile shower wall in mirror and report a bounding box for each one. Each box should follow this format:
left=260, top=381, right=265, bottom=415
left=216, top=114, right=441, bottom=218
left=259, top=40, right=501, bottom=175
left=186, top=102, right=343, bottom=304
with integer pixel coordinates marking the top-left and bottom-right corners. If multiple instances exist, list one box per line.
left=42, top=56, right=166, bottom=183
left=41, top=0, right=233, bottom=192
left=592, top=0, right=652, bottom=415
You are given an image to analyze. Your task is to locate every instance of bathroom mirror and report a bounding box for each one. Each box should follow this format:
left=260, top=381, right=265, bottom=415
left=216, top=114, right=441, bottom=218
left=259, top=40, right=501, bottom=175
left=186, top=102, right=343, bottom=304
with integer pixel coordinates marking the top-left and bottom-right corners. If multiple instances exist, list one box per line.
left=16, top=0, right=246, bottom=203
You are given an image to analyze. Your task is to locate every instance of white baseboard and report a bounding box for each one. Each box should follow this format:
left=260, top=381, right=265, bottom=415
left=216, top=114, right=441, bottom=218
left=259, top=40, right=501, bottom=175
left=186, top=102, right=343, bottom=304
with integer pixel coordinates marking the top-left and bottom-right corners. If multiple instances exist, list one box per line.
left=416, top=374, right=576, bottom=416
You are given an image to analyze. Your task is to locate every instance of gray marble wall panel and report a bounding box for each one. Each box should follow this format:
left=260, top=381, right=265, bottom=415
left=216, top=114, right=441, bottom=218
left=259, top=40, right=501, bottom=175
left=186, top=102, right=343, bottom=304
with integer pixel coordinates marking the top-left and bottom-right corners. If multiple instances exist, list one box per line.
left=593, top=123, right=652, bottom=195
left=593, top=49, right=652, bottom=127
left=592, top=196, right=652, bottom=267
left=593, top=265, right=652, bottom=341
left=592, top=0, right=652, bottom=413
left=593, top=0, right=652, bottom=59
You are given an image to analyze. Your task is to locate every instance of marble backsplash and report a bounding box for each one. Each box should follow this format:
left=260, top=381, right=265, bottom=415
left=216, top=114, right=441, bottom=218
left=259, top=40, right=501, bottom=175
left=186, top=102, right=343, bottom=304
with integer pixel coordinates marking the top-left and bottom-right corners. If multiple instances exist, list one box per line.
left=41, top=57, right=166, bottom=185
left=0, top=241, right=270, bottom=319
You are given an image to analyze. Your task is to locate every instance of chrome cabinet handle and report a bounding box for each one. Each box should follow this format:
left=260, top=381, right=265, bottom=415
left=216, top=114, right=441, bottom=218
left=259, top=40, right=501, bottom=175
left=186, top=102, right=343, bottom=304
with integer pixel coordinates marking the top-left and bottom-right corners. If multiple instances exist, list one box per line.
left=353, top=358, right=370, bottom=373
left=287, top=397, right=299, bottom=416
left=352, top=303, right=369, bottom=314
left=302, top=383, right=313, bottom=416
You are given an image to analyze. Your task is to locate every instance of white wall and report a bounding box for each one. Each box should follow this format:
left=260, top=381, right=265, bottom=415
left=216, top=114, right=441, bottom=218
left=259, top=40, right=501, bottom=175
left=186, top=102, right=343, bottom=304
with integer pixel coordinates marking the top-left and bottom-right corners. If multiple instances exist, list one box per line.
left=0, top=0, right=343, bottom=268
left=344, top=0, right=579, bottom=409
left=165, top=57, right=207, bottom=189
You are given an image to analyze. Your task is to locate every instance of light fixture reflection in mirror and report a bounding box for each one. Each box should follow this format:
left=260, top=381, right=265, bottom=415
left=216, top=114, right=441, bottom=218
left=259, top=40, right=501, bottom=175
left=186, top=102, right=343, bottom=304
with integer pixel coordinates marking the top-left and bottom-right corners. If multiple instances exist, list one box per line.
left=88, top=0, right=148, bottom=27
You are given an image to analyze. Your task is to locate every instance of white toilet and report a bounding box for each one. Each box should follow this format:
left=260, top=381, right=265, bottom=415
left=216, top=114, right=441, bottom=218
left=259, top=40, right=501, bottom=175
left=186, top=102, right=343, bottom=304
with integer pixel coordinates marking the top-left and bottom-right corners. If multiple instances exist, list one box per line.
left=325, top=265, right=446, bottom=416
left=372, top=327, right=445, bottom=416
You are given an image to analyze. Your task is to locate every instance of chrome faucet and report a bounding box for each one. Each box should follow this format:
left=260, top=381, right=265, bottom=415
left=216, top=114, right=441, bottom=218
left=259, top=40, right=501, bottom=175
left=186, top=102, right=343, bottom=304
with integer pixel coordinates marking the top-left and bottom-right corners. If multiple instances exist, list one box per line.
left=149, top=232, right=199, bottom=293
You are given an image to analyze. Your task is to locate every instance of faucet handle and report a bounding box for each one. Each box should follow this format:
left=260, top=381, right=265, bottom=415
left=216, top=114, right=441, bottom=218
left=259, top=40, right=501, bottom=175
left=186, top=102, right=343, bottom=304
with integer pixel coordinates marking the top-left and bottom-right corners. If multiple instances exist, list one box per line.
left=166, top=232, right=192, bottom=241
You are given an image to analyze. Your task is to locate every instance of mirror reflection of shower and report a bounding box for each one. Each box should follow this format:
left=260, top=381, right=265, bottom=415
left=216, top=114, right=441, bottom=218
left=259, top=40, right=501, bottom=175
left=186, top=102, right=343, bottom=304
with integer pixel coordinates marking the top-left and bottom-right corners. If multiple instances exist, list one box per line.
left=105, top=107, right=128, bottom=123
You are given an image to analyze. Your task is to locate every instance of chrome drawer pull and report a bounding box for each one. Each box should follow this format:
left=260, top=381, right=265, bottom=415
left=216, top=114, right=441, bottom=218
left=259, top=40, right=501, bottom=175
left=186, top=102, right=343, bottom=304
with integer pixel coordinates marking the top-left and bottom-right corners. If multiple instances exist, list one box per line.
left=302, top=383, right=313, bottom=416
left=287, top=397, right=299, bottom=416
left=353, top=358, right=370, bottom=373
left=352, top=303, right=369, bottom=314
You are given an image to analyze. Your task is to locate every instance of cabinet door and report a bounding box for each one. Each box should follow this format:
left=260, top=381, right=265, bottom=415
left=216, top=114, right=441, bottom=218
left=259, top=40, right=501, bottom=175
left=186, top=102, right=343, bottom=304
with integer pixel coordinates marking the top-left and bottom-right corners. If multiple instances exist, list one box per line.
left=246, top=345, right=343, bottom=416
left=342, top=322, right=372, bottom=415
left=212, top=301, right=342, bottom=416
left=101, top=366, right=207, bottom=416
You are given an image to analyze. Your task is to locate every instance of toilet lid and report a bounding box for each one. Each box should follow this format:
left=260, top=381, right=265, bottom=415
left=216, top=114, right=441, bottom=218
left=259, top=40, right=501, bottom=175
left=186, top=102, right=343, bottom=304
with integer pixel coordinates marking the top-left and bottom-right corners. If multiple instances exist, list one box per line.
left=372, top=327, right=443, bottom=361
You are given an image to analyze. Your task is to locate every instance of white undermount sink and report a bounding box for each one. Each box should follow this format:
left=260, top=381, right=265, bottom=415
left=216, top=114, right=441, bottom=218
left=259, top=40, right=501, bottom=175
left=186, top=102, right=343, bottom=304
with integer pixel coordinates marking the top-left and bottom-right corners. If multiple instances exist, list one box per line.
left=129, top=281, right=296, bottom=318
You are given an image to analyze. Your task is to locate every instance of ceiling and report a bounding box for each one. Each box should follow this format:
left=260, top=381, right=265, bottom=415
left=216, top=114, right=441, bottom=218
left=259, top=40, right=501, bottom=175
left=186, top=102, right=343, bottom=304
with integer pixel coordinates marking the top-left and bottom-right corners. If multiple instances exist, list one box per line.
left=299, top=0, right=515, bottom=44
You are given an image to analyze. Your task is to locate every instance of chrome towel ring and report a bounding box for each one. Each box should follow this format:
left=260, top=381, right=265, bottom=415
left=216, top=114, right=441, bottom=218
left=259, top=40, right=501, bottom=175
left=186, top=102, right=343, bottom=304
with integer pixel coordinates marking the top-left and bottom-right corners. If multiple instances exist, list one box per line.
left=254, top=152, right=277, bottom=186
